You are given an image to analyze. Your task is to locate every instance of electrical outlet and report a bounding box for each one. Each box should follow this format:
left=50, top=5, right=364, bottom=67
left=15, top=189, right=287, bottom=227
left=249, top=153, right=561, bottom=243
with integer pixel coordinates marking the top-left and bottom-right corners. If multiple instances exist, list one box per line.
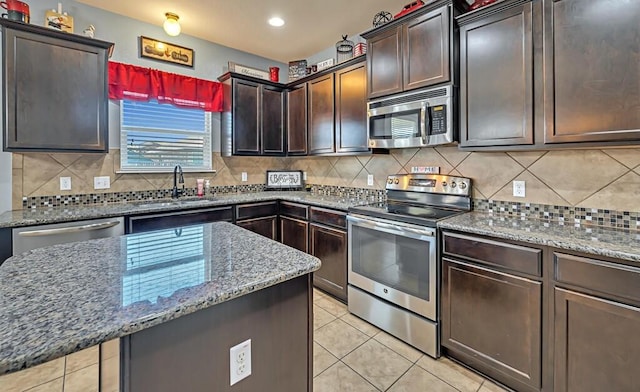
left=230, top=339, right=251, bottom=386
left=513, top=180, right=526, bottom=198
left=93, top=176, right=111, bottom=190
left=241, top=172, right=248, bottom=182
left=367, top=174, right=374, bottom=186
left=60, top=177, right=71, bottom=191
left=303, top=171, right=307, bottom=181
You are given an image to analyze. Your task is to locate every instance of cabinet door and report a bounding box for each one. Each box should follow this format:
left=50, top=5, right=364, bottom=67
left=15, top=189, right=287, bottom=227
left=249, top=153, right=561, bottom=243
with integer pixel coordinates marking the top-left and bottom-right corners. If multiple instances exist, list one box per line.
left=403, top=6, right=450, bottom=91
left=459, top=3, right=534, bottom=147
left=232, top=79, right=260, bottom=155
left=280, top=216, right=308, bottom=253
left=310, top=223, right=347, bottom=301
left=236, top=216, right=277, bottom=241
left=4, top=28, right=108, bottom=152
left=308, top=74, right=335, bottom=155
left=543, top=0, right=640, bottom=143
left=367, top=26, right=403, bottom=99
left=442, top=258, right=542, bottom=392
left=335, top=62, right=368, bottom=153
left=554, top=288, right=640, bottom=392
left=261, top=86, right=285, bottom=155
left=287, top=85, right=308, bottom=155
left=0, top=227, right=12, bottom=266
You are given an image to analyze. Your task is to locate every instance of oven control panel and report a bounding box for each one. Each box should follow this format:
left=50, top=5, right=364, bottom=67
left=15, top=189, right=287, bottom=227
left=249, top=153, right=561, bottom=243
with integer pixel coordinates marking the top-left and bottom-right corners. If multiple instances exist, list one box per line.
left=385, top=174, right=471, bottom=196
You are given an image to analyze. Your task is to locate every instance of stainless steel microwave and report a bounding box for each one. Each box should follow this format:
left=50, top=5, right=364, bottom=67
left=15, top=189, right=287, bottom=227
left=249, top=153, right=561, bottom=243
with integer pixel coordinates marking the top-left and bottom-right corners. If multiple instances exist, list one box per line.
left=367, top=85, right=454, bottom=149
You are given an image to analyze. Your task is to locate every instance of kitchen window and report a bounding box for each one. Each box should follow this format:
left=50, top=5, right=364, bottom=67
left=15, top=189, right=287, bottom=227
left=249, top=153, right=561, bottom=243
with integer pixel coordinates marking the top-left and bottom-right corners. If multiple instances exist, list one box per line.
left=119, top=99, right=213, bottom=173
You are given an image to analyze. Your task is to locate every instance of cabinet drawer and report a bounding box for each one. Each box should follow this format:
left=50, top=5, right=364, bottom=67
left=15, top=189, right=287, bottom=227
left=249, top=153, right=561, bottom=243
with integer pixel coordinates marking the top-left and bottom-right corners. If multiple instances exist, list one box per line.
left=235, top=202, right=278, bottom=220
left=280, top=202, right=309, bottom=220
left=442, top=232, right=542, bottom=277
left=310, top=207, right=346, bottom=229
left=554, top=253, right=640, bottom=304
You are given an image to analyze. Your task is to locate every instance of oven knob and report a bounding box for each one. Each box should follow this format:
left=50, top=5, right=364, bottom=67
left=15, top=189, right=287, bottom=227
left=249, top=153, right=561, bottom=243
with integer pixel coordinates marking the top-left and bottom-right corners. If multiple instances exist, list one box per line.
left=451, top=182, right=457, bottom=188
left=442, top=182, right=447, bottom=187
left=387, top=179, right=393, bottom=184
left=394, top=179, right=400, bottom=184
left=460, top=182, right=467, bottom=189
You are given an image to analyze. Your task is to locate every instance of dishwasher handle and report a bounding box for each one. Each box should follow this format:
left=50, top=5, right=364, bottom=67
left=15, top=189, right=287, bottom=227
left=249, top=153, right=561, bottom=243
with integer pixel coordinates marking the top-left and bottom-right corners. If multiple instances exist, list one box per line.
left=17, top=220, right=122, bottom=237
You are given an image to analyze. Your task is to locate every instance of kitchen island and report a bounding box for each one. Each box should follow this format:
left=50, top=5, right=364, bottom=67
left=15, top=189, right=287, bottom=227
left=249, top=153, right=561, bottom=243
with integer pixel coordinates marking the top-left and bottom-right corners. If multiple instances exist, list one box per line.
left=0, top=221, right=320, bottom=391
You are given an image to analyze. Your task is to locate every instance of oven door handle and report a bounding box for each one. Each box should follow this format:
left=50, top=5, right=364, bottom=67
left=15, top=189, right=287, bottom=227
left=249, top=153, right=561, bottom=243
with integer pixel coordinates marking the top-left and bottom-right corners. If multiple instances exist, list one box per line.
left=347, top=215, right=435, bottom=238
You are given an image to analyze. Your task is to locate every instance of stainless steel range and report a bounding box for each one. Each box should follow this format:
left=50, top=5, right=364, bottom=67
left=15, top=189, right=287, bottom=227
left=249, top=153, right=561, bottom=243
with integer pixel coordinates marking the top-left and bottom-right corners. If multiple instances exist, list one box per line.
left=347, top=173, right=472, bottom=358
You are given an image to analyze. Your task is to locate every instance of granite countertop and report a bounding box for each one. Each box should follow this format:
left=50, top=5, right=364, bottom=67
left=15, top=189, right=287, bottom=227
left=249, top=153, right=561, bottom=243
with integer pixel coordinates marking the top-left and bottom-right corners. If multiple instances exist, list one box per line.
left=438, top=211, right=640, bottom=263
left=0, top=191, right=369, bottom=229
left=0, top=221, right=321, bottom=375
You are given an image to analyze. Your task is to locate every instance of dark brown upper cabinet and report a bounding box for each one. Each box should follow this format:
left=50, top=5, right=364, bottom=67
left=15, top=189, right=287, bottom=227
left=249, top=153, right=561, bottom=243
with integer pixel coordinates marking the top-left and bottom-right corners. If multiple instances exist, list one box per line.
left=307, top=57, right=369, bottom=156
left=1, top=19, right=112, bottom=153
left=287, top=84, right=308, bottom=155
left=308, top=74, right=335, bottom=155
left=363, top=0, right=465, bottom=99
left=219, top=73, right=285, bottom=156
left=459, top=1, right=534, bottom=148
left=543, top=0, right=640, bottom=144
left=458, top=0, right=640, bottom=150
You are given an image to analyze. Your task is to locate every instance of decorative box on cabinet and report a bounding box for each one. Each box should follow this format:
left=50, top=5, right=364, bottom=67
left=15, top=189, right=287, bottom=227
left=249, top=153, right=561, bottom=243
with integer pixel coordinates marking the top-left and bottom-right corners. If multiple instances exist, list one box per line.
left=1, top=19, right=113, bottom=152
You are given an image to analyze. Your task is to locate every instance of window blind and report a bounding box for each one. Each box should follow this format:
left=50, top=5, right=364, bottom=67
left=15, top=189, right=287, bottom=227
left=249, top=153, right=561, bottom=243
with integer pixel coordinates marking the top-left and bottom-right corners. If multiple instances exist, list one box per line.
left=120, top=100, right=212, bottom=172
left=122, top=225, right=206, bottom=306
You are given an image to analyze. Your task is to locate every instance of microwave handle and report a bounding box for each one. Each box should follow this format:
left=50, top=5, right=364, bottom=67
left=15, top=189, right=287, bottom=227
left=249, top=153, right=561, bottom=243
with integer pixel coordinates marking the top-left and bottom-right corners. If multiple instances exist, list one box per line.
left=421, top=104, right=429, bottom=145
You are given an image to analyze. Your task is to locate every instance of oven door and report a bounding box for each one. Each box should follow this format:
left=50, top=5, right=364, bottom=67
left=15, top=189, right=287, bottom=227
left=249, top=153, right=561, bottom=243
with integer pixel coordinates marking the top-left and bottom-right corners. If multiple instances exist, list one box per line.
left=347, top=214, right=437, bottom=320
left=367, top=101, right=428, bottom=149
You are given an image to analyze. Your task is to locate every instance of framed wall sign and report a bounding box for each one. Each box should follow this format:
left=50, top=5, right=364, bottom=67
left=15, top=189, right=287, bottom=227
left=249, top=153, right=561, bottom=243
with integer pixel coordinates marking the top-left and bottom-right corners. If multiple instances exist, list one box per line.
left=266, top=170, right=304, bottom=189
left=139, top=36, right=194, bottom=68
left=228, top=62, right=270, bottom=81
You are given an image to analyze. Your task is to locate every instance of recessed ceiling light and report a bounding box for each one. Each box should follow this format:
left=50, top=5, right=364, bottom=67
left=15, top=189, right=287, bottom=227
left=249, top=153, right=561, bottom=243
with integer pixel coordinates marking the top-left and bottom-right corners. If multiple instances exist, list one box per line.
left=268, top=17, right=285, bottom=27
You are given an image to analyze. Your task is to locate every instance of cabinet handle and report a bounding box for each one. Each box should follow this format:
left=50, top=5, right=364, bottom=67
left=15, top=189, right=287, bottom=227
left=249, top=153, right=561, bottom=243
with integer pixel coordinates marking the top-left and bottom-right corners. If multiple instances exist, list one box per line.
left=18, top=221, right=121, bottom=237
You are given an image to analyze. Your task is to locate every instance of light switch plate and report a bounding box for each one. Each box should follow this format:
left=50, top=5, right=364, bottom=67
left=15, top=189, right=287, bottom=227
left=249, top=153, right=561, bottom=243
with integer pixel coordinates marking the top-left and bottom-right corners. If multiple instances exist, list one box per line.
left=303, top=171, right=307, bottom=181
left=241, top=172, right=248, bottom=182
left=60, top=177, right=71, bottom=191
left=93, top=176, right=111, bottom=190
left=367, top=174, right=374, bottom=186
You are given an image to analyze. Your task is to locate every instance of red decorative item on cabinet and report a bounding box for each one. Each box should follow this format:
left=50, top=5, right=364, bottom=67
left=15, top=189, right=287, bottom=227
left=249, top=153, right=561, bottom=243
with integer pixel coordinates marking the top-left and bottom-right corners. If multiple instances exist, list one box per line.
left=469, top=0, right=498, bottom=10
left=394, top=0, right=425, bottom=19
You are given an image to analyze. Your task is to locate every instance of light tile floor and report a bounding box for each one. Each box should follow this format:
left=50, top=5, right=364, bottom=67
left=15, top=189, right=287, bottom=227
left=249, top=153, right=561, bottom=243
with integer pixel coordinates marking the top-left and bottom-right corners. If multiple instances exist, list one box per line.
left=0, top=290, right=510, bottom=392
left=312, top=288, right=511, bottom=392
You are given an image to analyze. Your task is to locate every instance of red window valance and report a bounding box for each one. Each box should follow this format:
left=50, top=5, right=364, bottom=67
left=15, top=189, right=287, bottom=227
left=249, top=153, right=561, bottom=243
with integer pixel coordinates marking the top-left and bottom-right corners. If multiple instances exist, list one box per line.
left=108, top=61, right=223, bottom=112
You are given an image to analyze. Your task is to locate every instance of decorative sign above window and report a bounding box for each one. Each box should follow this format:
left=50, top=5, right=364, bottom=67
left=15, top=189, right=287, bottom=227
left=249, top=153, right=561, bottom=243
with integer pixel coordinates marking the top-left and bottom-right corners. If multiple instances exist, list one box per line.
left=266, top=170, right=304, bottom=190
left=139, top=36, right=194, bottom=67
left=228, top=62, right=270, bottom=81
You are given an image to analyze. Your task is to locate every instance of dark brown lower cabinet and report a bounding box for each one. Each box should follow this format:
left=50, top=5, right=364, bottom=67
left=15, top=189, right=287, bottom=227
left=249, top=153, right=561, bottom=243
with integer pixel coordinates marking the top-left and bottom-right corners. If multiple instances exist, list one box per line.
left=553, top=288, right=640, bottom=392
left=310, top=222, right=347, bottom=302
left=442, top=258, right=542, bottom=392
left=280, top=216, right=308, bottom=253
left=236, top=217, right=277, bottom=240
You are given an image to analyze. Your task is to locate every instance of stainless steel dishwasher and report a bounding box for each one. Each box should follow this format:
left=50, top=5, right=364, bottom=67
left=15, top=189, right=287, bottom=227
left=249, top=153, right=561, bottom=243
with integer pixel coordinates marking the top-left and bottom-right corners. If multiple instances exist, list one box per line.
left=12, top=217, right=125, bottom=256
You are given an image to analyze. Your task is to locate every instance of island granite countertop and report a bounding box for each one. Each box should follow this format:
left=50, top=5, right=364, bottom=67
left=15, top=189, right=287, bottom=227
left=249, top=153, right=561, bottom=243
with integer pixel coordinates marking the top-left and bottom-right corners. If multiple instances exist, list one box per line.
left=0, top=221, right=321, bottom=376
left=0, top=191, right=369, bottom=229
left=438, top=211, right=640, bottom=263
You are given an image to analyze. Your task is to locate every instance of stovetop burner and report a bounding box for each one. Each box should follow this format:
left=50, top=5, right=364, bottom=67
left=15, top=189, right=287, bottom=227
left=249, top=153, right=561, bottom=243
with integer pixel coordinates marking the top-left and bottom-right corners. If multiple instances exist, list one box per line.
left=348, top=174, right=473, bottom=227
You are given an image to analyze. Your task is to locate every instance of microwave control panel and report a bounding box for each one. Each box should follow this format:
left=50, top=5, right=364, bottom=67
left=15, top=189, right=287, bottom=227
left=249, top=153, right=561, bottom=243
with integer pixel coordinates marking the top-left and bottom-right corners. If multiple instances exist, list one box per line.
left=429, top=105, right=447, bottom=135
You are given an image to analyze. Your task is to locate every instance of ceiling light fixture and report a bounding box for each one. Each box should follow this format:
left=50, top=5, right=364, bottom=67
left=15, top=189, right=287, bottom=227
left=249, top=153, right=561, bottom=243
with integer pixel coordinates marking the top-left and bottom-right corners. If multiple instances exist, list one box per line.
left=163, top=12, right=181, bottom=36
left=268, top=17, right=285, bottom=27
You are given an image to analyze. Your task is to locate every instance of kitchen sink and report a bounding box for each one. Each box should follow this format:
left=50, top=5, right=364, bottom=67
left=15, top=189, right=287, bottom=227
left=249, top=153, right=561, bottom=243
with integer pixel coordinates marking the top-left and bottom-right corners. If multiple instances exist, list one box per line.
left=134, top=199, right=215, bottom=208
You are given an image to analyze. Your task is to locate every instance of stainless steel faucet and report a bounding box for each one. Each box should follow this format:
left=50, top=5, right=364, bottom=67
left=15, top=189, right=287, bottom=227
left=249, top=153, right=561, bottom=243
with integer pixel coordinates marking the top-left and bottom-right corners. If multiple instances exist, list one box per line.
left=172, top=165, right=184, bottom=199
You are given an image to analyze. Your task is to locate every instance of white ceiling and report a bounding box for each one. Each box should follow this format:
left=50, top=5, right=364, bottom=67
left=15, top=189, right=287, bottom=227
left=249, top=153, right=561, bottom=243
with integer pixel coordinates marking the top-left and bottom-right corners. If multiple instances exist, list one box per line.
left=76, top=0, right=416, bottom=62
